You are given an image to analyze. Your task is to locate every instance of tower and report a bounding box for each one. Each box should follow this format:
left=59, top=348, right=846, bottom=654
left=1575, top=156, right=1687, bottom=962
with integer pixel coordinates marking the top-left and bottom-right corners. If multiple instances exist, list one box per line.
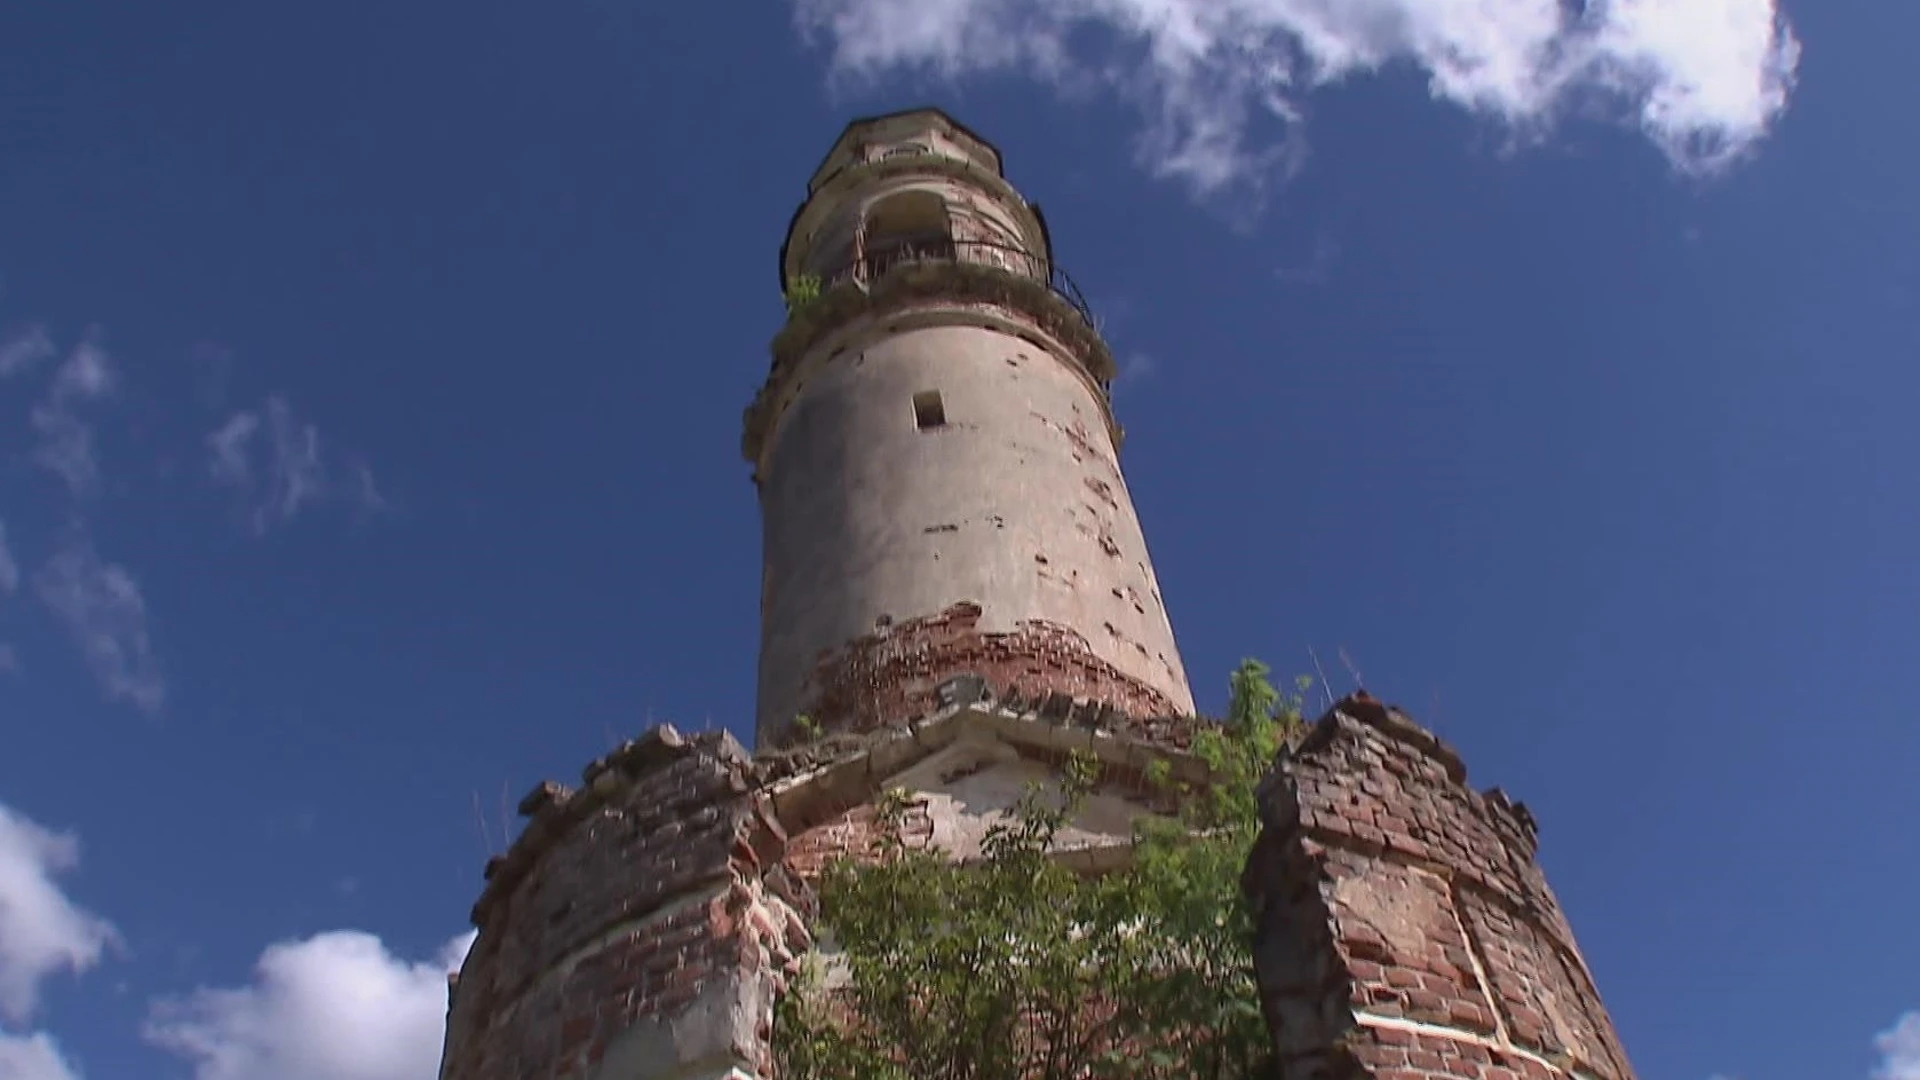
left=743, top=107, right=1195, bottom=746
left=438, top=109, right=1637, bottom=1080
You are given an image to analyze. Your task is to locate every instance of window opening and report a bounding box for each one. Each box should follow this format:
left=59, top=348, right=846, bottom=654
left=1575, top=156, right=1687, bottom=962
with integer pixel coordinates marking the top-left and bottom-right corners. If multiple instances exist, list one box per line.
left=863, top=190, right=955, bottom=278
left=913, top=391, right=947, bottom=431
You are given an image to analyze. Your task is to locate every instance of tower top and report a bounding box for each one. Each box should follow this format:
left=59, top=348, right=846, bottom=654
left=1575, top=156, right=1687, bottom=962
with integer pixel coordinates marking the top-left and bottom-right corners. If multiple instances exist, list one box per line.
left=774, top=107, right=1054, bottom=296
left=805, top=106, right=1005, bottom=193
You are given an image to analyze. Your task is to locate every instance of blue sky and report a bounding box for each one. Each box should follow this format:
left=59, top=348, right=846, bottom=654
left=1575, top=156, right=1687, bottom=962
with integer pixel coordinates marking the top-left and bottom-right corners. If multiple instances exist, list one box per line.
left=0, top=2, right=1910, bottom=1079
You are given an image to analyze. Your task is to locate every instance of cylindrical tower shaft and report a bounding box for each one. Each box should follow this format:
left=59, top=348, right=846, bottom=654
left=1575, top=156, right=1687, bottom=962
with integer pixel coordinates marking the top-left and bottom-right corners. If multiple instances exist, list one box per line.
left=744, top=108, right=1194, bottom=747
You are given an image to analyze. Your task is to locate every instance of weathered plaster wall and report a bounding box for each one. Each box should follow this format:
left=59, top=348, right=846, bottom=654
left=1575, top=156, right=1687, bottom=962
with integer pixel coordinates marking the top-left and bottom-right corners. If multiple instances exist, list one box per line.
left=754, top=109, right=1194, bottom=746
left=754, top=313, right=1193, bottom=742
left=1243, top=694, right=1636, bottom=1080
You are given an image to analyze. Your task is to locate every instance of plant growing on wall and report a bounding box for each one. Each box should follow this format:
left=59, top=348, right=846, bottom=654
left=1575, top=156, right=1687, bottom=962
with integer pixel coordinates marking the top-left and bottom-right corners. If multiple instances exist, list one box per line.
left=773, top=660, right=1307, bottom=1079
left=784, top=273, right=823, bottom=316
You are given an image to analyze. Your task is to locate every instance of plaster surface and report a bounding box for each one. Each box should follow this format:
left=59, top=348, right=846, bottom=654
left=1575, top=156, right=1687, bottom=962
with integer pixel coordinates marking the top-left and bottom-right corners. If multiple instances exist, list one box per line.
left=754, top=314, right=1192, bottom=739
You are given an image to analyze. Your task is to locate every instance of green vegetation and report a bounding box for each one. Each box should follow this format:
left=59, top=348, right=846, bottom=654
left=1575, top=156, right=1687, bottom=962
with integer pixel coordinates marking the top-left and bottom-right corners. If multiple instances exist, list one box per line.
left=784, top=273, right=823, bottom=315
left=773, top=660, right=1308, bottom=1079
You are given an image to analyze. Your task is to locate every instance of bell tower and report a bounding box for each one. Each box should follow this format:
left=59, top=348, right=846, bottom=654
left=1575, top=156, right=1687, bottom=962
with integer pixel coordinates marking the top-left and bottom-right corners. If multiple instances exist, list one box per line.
left=439, top=108, right=1638, bottom=1080
left=743, top=107, right=1196, bottom=746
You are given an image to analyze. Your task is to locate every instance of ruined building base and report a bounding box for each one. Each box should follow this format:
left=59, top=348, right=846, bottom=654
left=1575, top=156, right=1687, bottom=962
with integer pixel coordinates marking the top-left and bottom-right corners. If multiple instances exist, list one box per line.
left=1245, top=695, right=1634, bottom=1080
left=437, top=687, right=1634, bottom=1080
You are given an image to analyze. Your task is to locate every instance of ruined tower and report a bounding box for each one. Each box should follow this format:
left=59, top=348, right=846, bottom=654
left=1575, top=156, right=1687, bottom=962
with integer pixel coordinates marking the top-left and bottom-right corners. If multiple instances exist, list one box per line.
left=438, top=109, right=1637, bottom=1080
left=742, top=107, right=1195, bottom=746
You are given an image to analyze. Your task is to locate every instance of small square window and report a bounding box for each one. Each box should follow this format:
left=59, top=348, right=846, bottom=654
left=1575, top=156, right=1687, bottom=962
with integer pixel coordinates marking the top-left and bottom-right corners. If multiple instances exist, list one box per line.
left=912, top=390, right=947, bottom=430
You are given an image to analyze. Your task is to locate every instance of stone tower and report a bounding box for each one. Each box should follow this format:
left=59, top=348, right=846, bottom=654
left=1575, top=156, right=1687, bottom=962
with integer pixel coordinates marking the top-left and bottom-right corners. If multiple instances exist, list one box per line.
left=437, top=109, right=1637, bottom=1080
left=742, top=107, right=1194, bottom=747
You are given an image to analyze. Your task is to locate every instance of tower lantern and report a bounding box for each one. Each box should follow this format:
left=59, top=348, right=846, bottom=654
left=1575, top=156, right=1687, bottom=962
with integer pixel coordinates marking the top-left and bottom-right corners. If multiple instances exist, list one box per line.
left=743, top=107, right=1195, bottom=747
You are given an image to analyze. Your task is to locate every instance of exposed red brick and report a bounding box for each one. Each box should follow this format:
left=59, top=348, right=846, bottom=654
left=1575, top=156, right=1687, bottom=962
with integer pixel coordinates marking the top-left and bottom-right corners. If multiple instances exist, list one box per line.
left=443, top=698, right=1636, bottom=1080
left=1243, top=695, right=1637, bottom=1080
left=440, top=728, right=811, bottom=1080
left=781, top=802, right=933, bottom=881
left=795, top=601, right=1181, bottom=742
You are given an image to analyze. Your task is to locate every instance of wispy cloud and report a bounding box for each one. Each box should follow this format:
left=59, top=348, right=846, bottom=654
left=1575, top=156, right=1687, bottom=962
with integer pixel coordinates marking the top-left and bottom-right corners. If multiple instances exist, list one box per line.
left=1877, top=1012, right=1920, bottom=1080
left=792, top=0, right=1800, bottom=200
left=349, top=461, right=386, bottom=516
left=0, top=1030, right=83, bottom=1080
left=0, top=803, right=120, bottom=1025
left=206, top=396, right=379, bottom=535
left=28, top=337, right=117, bottom=501
left=0, top=804, right=112, bottom=1080
left=205, top=411, right=259, bottom=488
left=1275, top=231, right=1339, bottom=285
left=33, top=531, right=164, bottom=713
left=0, top=521, right=18, bottom=674
left=0, top=520, right=18, bottom=595
left=146, top=930, right=475, bottom=1080
left=0, top=326, right=55, bottom=380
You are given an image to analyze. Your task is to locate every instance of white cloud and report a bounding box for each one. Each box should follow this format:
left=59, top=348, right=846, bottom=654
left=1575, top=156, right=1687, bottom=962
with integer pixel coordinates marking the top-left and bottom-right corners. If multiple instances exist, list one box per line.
left=146, top=930, right=476, bottom=1080
left=28, top=339, right=117, bottom=501
left=33, top=533, right=164, bottom=714
left=0, top=804, right=119, bottom=1026
left=0, top=521, right=17, bottom=675
left=1117, top=352, right=1156, bottom=384
left=0, top=521, right=18, bottom=595
left=348, top=462, right=387, bottom=516
left=28, top=407, right=101, bottom=503
left=207, top=396, right=374, bottom=535
left=1877, top=1012, right=1920, bottom=1080
left=206, top=412, right=260, bottom=488
left=45, top=343, right=112, bottom=403
left=0, top=1031, right=83, bottom=1080
left=792, top=0, right=1800, bottom=196
left=257, top=398, right=325, bottom=529
left=0, top=327, right=55, bottom=380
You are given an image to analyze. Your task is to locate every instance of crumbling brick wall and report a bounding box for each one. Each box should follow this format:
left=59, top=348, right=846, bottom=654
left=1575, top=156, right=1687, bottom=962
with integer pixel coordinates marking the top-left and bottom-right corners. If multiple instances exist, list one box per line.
left=440, top=689, right=1636, bottom=1080
left=792, top=602, right=1185, bottom=747
left=1243, top=694, right=1635, bottom=1080
left=439, top=727, right=811, bottom=1080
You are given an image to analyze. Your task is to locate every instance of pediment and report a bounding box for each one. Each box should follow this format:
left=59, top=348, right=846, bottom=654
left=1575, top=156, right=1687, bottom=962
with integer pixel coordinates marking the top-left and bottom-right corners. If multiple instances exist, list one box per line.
left=760, top=704, right=1209, bottom=873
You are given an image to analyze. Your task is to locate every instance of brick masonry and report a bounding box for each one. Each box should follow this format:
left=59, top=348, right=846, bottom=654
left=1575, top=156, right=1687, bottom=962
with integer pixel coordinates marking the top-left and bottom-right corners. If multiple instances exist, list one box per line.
left=1243, top=693, right=1636, bottom=1080
left=440, top=727, right=812, bottom=1080
left=439, top=689, right=1635, bottom=1080
left=794, top=600, right=1183, bottom=746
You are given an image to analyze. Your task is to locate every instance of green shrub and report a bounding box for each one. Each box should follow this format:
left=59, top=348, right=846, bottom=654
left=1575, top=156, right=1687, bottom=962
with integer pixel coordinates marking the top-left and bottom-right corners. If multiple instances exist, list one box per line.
left=774, top=660, right=1308, bottom=1079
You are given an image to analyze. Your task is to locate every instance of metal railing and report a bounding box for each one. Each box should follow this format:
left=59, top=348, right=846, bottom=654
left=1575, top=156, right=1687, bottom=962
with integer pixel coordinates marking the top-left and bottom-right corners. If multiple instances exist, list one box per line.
left=808, top=238, right=1096, bottom=327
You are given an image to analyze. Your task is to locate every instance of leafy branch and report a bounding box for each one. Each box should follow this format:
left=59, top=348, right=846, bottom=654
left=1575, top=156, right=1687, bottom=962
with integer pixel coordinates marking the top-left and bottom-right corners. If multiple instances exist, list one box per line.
left=774, top=659, right=1308, bottom=1078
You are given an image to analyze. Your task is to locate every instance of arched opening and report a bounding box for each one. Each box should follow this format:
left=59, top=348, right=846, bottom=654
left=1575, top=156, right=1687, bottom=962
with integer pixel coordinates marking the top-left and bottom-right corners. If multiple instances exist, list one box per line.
left=861, top=190, right=954, bottom=278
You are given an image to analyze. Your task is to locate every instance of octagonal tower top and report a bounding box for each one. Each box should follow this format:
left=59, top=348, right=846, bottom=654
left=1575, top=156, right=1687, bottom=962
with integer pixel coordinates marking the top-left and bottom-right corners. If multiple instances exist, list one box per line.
left=774, top=107, right=1057, bottom=298
left=806, top=107, right=1005, bottom=193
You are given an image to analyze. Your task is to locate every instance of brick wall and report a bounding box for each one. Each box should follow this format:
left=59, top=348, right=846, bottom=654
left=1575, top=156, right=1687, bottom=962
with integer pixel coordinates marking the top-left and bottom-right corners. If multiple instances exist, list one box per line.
left=794, top=601, right=1182, bottom=745
left=1243, top=694, right=1636, bottom=1080
left=441, top=697, right=1636, bottom=1080
left=440, top=726, right=809, bottom=1080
